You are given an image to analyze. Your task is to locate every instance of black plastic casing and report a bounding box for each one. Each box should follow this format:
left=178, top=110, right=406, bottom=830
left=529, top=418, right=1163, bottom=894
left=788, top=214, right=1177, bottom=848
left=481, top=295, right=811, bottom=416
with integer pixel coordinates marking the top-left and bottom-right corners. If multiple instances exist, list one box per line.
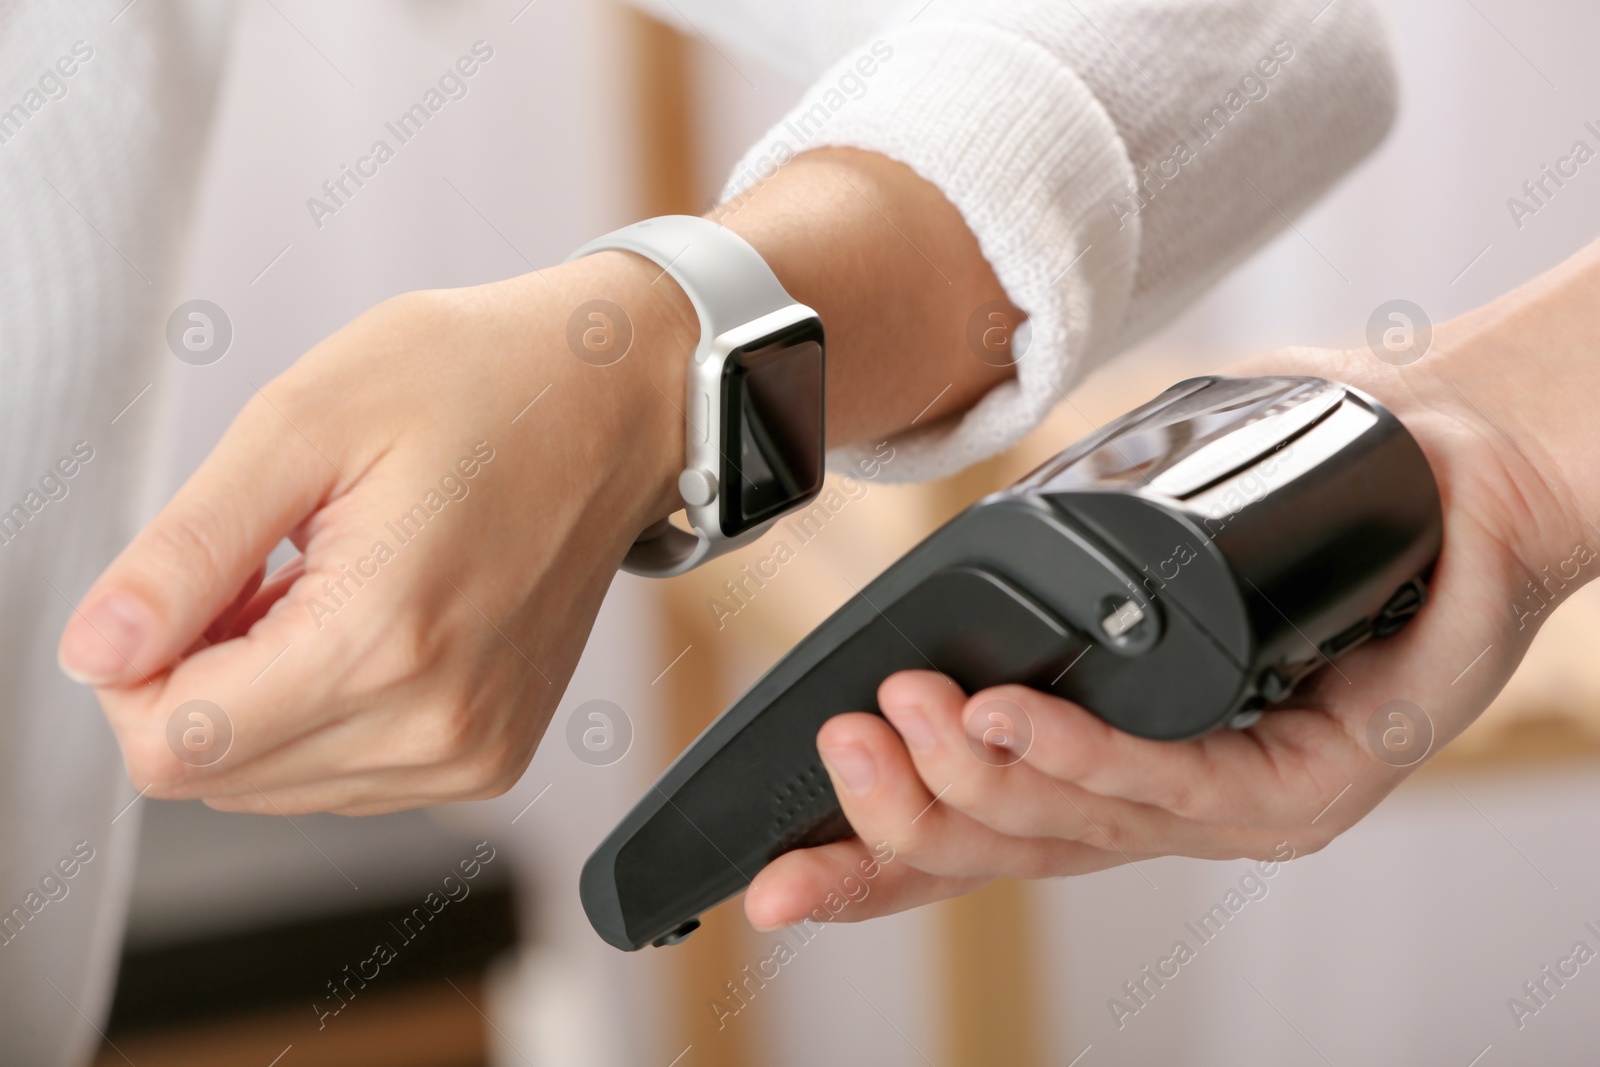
left=581, top=376, right=1444, bottom=951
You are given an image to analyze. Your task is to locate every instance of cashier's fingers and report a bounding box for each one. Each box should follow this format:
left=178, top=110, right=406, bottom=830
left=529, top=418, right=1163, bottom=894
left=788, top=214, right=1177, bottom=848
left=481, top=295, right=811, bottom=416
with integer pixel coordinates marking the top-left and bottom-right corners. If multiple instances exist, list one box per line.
left=871, top=673, right=1215, bottom=852
left=965, top=682, right=1350, bottom=825
left=875, top=672, right=1370, bottom=853
left=744, top=836, right=990, bottom=930
left=816, top=712, right=1115, bottom=880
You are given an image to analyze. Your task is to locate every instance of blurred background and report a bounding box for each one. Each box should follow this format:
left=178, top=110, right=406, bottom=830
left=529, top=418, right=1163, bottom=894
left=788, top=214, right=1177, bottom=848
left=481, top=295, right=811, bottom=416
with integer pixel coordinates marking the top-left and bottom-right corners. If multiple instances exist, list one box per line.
left=22, top=0, right=1600, bottom=1063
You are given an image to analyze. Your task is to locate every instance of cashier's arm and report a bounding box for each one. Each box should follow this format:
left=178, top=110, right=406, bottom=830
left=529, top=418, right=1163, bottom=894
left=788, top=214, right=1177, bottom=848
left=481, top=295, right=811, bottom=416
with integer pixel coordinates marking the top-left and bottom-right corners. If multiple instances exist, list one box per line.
left=744, top=238, right=1600, bottom=930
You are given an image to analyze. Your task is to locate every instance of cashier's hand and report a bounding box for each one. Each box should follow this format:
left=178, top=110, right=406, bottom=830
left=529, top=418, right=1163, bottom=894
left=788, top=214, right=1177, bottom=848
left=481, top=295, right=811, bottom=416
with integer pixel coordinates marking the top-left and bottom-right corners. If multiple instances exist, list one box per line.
left=742, top=240, right=1600, bottom=930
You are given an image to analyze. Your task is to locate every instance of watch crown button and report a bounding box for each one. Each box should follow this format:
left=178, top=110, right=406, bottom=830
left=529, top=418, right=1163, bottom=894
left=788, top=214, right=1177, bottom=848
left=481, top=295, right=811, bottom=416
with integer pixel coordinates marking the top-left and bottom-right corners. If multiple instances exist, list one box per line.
left=678, top=468, right=718, bottom=507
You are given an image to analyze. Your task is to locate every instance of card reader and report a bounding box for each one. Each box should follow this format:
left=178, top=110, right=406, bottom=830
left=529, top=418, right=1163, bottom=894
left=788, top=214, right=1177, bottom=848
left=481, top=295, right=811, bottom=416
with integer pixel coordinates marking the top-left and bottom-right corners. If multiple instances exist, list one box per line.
left=582, top=376, right=1443, bottom=951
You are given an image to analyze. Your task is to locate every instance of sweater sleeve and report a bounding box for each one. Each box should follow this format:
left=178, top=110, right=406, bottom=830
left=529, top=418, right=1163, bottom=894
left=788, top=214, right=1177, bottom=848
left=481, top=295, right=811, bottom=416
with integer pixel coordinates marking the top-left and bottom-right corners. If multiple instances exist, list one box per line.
left=709, top=0, right=1398, bottom=482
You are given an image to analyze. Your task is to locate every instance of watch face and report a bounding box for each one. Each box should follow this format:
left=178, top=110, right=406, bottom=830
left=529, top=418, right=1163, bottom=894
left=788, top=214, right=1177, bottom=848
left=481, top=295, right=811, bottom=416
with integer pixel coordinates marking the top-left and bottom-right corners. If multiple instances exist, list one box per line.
left=719, top=319, right=825, bottom=537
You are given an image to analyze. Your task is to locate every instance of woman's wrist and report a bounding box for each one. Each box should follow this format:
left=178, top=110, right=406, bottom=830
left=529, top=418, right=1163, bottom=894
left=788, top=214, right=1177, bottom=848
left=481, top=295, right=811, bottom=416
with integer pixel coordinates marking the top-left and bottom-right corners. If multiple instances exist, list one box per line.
left=547, top=146, right=1020, bottom=550
left=505, top=250, right=699, bottom=538
left=711, top=147, right=1017, bottom=450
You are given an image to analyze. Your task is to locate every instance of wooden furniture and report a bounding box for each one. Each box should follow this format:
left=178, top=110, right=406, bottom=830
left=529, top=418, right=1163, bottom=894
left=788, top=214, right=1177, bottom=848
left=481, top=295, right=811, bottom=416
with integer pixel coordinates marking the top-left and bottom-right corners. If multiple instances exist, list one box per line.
left=94, top=978, right=489, bottom=1067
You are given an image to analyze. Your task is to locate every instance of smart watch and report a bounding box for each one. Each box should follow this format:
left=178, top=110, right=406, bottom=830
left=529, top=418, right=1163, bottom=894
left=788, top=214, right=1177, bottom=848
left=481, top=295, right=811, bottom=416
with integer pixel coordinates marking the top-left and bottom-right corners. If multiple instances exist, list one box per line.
left=569, top=216, right=826, bottom=577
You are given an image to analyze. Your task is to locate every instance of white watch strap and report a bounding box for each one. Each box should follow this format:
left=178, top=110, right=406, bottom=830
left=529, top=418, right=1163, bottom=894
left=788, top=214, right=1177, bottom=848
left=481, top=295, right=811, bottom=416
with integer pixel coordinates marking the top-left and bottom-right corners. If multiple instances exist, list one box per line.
left=569, top=216, right=793, bottom=344
left=567, top=216, right=805, bottom=577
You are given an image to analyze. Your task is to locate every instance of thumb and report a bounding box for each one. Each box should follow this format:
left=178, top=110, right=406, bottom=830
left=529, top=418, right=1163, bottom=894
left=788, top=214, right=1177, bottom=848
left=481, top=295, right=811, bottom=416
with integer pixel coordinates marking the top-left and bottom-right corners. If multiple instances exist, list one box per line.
left=58, top=393, right=337, bottom=686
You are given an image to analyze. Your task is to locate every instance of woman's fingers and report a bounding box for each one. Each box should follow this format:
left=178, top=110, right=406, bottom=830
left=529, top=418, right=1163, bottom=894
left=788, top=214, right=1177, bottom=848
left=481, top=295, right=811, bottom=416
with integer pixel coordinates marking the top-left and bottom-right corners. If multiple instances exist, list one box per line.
left=90, top=508, right=449, bottom=795
left=198, top=563, right=267, bottom=648
left=57, top=391, right=338, bottom=686
left=161, top=668, right=538, bottom=804
left=219, top=554, right=307, bottom=641
left=58, top=264, right=690, bottom=818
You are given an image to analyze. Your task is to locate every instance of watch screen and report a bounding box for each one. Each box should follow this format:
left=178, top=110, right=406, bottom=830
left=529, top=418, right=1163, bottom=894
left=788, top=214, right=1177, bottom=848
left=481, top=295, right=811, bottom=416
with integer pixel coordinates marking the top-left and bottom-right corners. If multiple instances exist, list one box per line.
left=720, top=320, right=825, bottom=536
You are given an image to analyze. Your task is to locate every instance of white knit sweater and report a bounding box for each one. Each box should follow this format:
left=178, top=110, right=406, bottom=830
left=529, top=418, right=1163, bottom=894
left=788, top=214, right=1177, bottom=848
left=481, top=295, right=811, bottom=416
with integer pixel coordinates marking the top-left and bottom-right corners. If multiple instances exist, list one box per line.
left=638, top=0, right=1398, bottom=480
left=0, top=4, right=229, bottom=1064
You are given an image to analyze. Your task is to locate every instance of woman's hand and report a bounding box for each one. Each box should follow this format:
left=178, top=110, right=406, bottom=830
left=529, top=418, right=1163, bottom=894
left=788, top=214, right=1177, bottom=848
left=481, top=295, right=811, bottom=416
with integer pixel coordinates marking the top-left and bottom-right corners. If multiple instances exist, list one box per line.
left=742, top=239, right=1600, bottom=931
left=56, top=149, right=1017, bottom=815
left=57, top=255, right=703, bottom=815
